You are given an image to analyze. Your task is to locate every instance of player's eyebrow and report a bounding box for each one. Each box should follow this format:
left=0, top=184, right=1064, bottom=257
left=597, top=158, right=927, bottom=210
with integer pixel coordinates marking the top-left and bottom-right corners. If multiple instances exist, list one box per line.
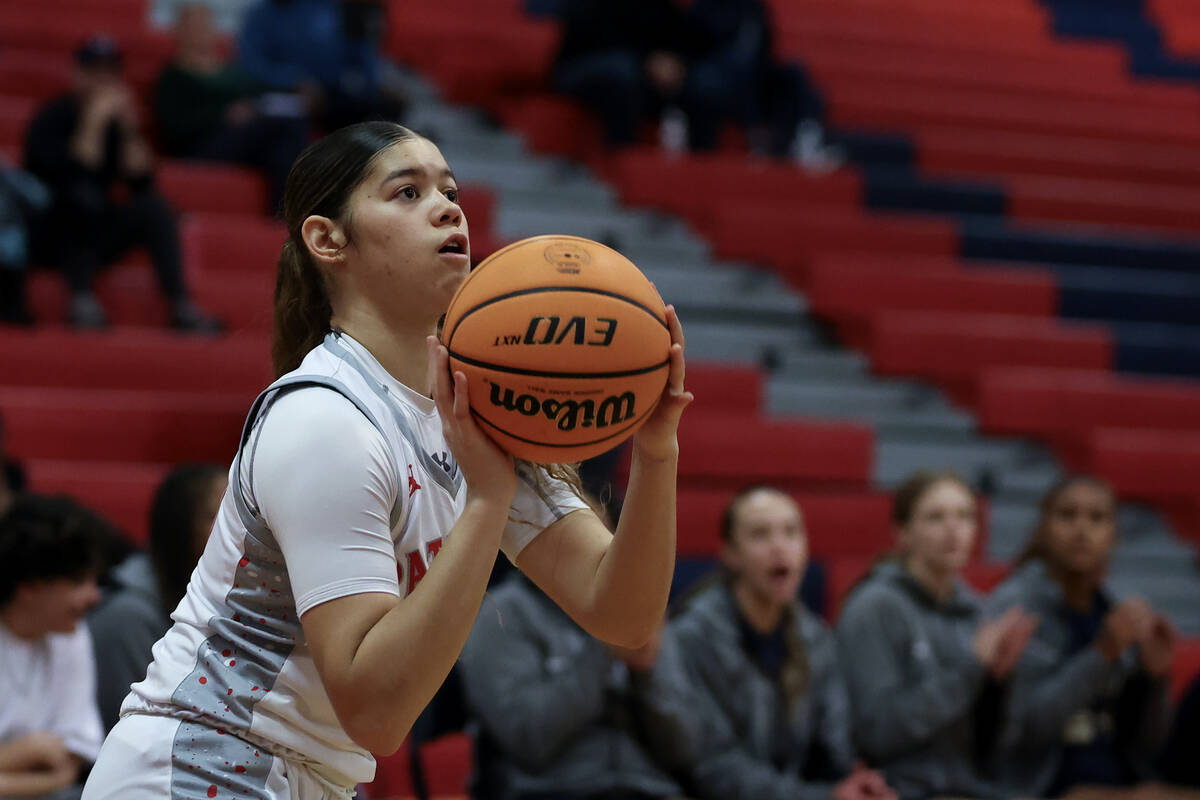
left=379, top=167, right=456, bottom=189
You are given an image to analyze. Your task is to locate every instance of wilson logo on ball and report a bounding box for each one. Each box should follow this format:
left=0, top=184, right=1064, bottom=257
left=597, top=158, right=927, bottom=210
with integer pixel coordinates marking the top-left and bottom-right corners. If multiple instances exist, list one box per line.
left=488, top=383, right=637, bottom=432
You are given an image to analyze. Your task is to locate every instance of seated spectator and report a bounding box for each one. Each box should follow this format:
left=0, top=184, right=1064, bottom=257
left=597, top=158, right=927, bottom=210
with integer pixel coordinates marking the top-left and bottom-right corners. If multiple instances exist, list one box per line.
left=988, top=476, right=1174, bottom=799
left=236, top=0, right=407, bottom=134
left=835, top=470, right=1036, bottom=800
left=551, top=0, right=697, bottom=149
left=0, top=411, right=27, bottom=519
left=88, top=463, right=227, bottom=732
left=681, top=0, right=841, bottom=166
left=0, top=156, right=50, bottom=326
left=458, top=571, right=696, bottom=800
left=666, top=486, right=896, bottom=800
left=23, top=35, right=222, bottom=332
left=154, top=1, right=310, bottom=213
left=0, top=495, right=111, bottom=800
left=1160, top=670, right=1200, bottom=789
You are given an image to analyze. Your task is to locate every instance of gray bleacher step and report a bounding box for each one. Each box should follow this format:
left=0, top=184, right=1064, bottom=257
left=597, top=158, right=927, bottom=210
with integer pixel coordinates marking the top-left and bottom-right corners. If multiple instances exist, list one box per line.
left=775, top=349, right=871, bottom=380
left=987, top=463, right=1064, bottom=502
left=874, top=437, right=1045, bottom=489
left=682, top=320, right=823, bottom=364
left=644, top=268, right=804, bottom=324
left=499, top=182, right=618, bottom=214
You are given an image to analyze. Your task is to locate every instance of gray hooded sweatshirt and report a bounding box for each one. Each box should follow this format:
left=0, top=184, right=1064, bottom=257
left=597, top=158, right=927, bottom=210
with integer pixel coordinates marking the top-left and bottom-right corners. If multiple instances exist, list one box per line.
left=985, top=560, right=1171, bottom=797
left=458, top=576, right=695, bottom=800
left=662, top=582, right=857, bottom=800
left=836, top=560, right=1006, bottom=800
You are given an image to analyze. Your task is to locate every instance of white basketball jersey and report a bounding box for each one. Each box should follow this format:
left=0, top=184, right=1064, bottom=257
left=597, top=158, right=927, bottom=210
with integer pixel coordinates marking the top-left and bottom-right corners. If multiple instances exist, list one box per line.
left=122, top=332, right=588, bottom=787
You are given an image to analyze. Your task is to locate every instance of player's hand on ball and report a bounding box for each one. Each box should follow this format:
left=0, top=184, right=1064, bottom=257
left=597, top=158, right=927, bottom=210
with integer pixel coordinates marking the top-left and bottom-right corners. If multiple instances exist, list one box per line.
left=633, top=305, right=693, bottom=461
left=428, top=336, right=517, bottom=505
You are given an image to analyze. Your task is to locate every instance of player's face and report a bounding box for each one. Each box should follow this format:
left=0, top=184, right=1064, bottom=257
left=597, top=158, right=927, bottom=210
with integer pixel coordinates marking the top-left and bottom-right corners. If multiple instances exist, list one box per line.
left=1043, top=482, right=1116, bottom=578
left=899, top=480, right=975, bottom=579
left=18, top=575, right=101, bottom=635
left=341, top=138, right=470, bottom=325
left=723, top=490, right=808, bottom=610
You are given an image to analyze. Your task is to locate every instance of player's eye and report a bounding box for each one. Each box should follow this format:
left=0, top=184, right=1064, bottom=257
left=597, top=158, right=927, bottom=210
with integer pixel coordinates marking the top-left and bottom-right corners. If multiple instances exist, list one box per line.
left=396, top=186, right=418, bottom=200
left=444, top=188, right=459, bottom=204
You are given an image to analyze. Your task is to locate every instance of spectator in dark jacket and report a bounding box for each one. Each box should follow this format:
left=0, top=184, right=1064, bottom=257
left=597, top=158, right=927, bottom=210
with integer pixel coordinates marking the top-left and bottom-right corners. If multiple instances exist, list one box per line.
left=665, top=486, right=896, bottom=800
left=236, top=0, right=406, bottom=134
left=836, top=470, right=1036, bottom=800
left=458, top=572, right=697, bottom=800
left=987, top=476, right=1174, bottom=799
left=23, top=35, right=220, bottom=331
left=551, top=0, right=697, bottom=148
left=154, top=1, right=310, bottom=212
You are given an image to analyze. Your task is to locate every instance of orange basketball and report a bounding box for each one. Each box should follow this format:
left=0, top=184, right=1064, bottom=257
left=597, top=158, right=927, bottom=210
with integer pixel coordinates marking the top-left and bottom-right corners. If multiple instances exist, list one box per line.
left=442, top=235, right=670, bottom=464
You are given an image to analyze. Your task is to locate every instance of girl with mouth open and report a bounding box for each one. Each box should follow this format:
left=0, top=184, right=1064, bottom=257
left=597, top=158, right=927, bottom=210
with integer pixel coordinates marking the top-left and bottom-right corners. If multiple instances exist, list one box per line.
left=663, top=485, right=896, bottom=800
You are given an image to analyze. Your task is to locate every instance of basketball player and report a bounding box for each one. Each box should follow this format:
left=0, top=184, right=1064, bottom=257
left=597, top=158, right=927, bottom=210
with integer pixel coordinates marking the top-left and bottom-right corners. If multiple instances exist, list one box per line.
left=81, top=122, right=691, bottom=800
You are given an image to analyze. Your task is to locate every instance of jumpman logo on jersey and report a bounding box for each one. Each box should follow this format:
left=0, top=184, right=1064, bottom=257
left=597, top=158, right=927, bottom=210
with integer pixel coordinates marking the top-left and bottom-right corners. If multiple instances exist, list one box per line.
left=407, top=464, right=421, bottom=498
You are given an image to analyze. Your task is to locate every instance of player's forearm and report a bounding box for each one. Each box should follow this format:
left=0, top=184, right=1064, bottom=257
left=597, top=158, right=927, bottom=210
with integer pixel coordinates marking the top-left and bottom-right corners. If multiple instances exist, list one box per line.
left=340, top=495, right=508, bottom=753
left=591, top=442, right=677, bottom=647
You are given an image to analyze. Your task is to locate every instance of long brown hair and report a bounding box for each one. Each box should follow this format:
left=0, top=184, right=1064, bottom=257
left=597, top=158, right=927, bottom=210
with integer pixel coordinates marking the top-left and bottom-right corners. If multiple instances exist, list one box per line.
left=721, top=485, right=811, bottom=709
left=1015, top=474, right=1116, bottom=568
left=272, top=122, right=419, bottom=377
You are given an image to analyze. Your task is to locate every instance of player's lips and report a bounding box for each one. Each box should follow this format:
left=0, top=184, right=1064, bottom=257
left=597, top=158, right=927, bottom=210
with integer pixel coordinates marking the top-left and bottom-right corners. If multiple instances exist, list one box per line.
left=437, top=233, right=469, bottom=258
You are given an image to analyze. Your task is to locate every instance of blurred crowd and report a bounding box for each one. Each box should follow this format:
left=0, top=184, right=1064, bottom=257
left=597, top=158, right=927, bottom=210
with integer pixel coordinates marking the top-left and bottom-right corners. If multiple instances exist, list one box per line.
left=3, top=400, right=1200, bottom=800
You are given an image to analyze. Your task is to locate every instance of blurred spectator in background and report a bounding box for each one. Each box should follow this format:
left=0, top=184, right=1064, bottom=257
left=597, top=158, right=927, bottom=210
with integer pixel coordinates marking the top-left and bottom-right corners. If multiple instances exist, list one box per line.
left=152, top=0, right=257, bottom=32
left=1160, top=671, right=1200, bottom=789
left=88, top=464, right=227, bottom=732
left=666, top=486, right=896, bottom=800
left=154, top=1, right=310, bottom=213
left=0, top=411, right=26, bottom=519
left=236, top=0, right=407, bottom=134
left=459, top=571, right=696, bottom=800
left=682, top=0, right=842, bottom=167
left=988, top=476, right=1174, bottom=799
left=551, top=0, right=696, bottom=149
left=836, top=470, right=1037, bottom=800
left=0, top=495, right=111, bottom=800
left=0, top=156, right=50, bottom=326
left=23, top=35, right=222, bottom=332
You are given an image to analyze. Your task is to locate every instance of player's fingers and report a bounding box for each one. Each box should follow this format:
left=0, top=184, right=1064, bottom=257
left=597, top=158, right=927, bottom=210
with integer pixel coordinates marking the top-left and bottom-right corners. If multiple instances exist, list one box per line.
left=451, top=370, right=471, bottom=420
left=667, top=342, right=687, bottom=396
left=666, top=304, right=686, bottom=351
left=430, top=340, right=455, bottom=419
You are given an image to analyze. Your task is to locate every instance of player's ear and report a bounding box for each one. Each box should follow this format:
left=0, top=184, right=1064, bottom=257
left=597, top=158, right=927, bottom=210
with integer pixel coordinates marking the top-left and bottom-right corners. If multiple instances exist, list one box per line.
left=302, top=214, right=349, bottom=266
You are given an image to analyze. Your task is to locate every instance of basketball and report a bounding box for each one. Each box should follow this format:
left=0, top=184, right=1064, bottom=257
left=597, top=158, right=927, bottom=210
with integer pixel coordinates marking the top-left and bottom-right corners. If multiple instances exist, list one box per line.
left=442, top=235, right=671, bottom=464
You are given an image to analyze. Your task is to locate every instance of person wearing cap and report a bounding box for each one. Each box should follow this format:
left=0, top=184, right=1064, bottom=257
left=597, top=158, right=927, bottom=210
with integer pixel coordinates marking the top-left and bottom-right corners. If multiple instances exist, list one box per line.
left=22, top=35, right=221, bottom=331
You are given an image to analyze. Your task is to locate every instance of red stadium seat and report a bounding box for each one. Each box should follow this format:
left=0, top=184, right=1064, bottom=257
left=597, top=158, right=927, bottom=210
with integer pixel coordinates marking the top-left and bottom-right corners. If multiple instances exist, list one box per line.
left=1172, top=638, right=1200, bottom=701
left=1085, top=428, right=1200, bottom=504
left=866, top=311, right=1113, bottom=402
left=1, top=387, right=246, bottom=463
left=0, top=328, right=272, bottom=394
left=676, top=412, right=873, bottom=491
left=25, top=460, right=168, bottom=544
left=158, top=162, right=270, bottom=217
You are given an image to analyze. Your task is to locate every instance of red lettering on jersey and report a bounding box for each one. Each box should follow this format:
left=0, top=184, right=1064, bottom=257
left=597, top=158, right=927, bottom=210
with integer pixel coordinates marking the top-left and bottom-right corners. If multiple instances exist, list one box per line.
left=405, top=536, right=445, bottom=594
left=407, top=464, right=422, bottom=498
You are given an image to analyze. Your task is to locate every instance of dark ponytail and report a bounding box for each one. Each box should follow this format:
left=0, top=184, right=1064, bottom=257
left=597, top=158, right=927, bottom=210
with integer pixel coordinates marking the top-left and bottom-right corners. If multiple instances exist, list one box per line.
left=271, top=121, right=419, bottom=377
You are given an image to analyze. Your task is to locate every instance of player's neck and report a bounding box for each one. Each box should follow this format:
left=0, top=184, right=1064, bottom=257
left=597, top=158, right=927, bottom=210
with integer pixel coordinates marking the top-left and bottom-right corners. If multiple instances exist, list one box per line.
left=334, top=312, right=436, bottom=397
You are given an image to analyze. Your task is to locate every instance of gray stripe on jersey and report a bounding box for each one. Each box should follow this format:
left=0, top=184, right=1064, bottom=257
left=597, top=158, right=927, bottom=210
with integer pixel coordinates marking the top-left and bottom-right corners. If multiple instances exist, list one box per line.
left=322, top=333, right=465, bottom=500
left=516, top=462, right=567, bottom=520
left=169, top=526, right=298, bottom=734
left=170, top=720, right=276, bottom=799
